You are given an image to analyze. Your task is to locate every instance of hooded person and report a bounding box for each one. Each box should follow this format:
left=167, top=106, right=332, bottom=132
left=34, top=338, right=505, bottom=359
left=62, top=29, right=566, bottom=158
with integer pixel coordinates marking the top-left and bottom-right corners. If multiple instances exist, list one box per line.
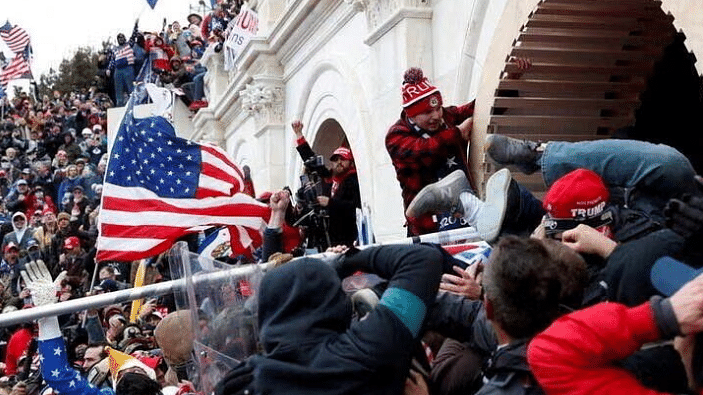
left=215, top=244, right=449, bottom=395
left=3, top=212, right=35, bottom=252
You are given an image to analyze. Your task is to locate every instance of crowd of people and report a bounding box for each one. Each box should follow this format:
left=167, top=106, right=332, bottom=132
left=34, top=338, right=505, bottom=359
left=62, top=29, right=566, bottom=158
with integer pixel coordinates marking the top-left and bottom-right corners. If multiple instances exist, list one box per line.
left=0, top=2, right=702, bottom=394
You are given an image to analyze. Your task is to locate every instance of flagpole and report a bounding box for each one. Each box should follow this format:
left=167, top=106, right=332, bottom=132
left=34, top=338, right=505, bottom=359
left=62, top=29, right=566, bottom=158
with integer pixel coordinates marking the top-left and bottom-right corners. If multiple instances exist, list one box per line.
left=0, top=262, right=269, bottom=328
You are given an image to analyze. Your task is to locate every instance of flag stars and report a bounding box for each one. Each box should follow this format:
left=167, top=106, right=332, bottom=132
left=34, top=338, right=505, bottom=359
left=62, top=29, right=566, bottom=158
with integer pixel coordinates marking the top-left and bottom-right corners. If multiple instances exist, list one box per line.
left=54, top=347, right=62, bottom=356
left=167, top=156, right=172, bottom=161
left=143, top=159, right=149, bottom=164
left=151, top=169, right=156, bottom=174
left=69, top=380, right=76, bottom=387
left=113, top=153, right=119, bottom=159
left=52, top=369, right=60, bottom=378
left=167, top=171, right=173, bottom=176
left=176, top=179, right=181, bottom=184
left=167, top=140, right=173, bottom=145
left=186, top=155, right=193, bottom=161
left=157, top=147, right=163, bottom=152
left=160, top=179, right=165, bottom=184
left=109, top=171, right=115, bottom=177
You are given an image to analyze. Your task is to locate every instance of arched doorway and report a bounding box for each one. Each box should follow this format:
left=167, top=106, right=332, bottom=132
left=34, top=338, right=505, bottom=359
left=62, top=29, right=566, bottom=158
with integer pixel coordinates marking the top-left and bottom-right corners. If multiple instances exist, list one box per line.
left=310, top=118, right=350, bottom=168
left=484, top=0, right=703, bottom=194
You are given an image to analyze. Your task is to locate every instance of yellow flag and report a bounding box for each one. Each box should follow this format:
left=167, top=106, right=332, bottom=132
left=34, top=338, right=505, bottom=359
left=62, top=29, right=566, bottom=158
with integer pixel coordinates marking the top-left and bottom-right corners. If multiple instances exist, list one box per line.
left=129, top=260, right=148, bottom=323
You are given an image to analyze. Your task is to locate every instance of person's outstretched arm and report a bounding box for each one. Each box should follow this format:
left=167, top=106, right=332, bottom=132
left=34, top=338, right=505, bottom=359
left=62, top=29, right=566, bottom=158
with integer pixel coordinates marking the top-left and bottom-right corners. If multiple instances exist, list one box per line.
left=22, top=261, right=112, bottom=395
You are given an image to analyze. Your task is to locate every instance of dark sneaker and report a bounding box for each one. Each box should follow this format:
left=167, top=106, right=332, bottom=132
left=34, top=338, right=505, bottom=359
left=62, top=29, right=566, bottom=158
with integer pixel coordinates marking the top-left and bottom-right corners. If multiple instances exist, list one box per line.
left=406, top=170, right=470, bottom=218
left=477, top=168, right=511, bottom=242
left=485, top=134, right=542, bottom=174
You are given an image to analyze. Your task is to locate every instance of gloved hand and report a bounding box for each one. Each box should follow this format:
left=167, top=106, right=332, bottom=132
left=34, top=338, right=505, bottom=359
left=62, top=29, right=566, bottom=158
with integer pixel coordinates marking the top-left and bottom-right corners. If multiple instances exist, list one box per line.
left=665, top=194, right=703, bottom=240
left=20, top=260, right=66, bottom=307
left=213, top=360, right=254, bottom=395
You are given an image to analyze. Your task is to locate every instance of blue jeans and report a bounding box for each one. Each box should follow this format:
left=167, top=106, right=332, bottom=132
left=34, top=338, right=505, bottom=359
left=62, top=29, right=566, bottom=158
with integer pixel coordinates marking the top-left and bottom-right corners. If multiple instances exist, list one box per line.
left=114, top=66, right=135, bottom=106
left=541, top=139, right=698, bottom=218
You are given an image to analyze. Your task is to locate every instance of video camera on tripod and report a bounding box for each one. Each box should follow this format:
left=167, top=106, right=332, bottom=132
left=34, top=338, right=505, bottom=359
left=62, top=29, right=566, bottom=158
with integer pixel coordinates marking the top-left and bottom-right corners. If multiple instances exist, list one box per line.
left=293, top=155, right=332, bottom=252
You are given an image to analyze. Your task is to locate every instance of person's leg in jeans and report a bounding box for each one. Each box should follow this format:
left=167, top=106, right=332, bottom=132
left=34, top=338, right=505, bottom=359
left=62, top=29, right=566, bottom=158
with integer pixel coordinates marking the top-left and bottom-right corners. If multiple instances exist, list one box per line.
left=487, top=135, right=699, bottom=216
left=541, top=140, right=699, bottom=216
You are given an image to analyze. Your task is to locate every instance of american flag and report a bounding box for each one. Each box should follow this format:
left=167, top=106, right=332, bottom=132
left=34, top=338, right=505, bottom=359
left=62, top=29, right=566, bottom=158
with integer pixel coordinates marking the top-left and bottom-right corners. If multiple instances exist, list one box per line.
left=0, top=22, right=30, bottom=54
left=96, top=90, right=271, bottom=262
left=0, top=54, right=31, bottom=87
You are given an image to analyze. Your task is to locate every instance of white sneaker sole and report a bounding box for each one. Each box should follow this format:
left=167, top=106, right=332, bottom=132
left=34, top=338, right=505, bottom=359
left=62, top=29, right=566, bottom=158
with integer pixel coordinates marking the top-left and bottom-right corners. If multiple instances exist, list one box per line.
left=477, top=168, right=511, bottom=242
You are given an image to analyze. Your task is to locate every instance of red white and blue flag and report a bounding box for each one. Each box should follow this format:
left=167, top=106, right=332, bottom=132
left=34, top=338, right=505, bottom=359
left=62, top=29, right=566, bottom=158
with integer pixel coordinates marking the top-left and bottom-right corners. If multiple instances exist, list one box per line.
left=97, top=90, right=270, bottom=262
left=0, top=54, right=31, bottom=87
left=0, top=22, right=31, bottom=54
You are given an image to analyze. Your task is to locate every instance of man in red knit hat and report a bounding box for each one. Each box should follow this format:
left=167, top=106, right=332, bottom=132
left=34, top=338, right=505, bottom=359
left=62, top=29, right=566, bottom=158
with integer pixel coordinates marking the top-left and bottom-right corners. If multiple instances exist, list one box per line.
left=386, top=67, right=509, bottom=238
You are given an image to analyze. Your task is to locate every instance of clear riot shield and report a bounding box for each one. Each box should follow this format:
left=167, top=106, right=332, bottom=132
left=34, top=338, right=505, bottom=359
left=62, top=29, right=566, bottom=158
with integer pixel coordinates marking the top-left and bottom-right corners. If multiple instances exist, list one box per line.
left=168, top=241, right=264, bottom=394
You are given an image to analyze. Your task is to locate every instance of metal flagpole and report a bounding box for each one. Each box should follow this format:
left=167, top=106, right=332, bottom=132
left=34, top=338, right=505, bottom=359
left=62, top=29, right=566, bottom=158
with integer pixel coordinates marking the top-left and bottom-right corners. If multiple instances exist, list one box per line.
left=0, top=226, right=482, bottom=327
left=0, top=262, right=270, bottom=328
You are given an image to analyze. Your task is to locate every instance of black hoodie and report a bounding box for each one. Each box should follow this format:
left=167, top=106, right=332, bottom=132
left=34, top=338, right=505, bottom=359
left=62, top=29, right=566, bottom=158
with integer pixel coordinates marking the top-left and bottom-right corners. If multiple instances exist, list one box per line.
left=249, top=244, right=443, bottom=395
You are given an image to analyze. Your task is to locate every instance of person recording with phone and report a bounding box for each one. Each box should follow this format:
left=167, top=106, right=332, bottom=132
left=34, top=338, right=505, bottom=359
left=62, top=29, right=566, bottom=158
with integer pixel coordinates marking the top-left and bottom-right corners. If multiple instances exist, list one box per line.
left=292, top=120, right=361, bottom=251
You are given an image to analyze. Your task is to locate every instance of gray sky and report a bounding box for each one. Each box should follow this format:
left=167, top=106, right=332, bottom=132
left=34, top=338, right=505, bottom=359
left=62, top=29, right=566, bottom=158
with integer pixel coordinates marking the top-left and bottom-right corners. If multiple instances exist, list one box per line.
left=1, top=0, right=202, bottom=78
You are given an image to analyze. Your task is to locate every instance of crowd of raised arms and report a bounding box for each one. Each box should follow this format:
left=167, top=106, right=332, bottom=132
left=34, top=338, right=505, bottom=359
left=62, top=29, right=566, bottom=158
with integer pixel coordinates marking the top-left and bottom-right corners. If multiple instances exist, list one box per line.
left=1, top=1, right=703, bottom=395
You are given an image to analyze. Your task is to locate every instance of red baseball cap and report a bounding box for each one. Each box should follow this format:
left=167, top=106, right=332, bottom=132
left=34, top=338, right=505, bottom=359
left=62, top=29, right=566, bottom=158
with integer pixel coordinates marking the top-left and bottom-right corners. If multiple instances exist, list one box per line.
left=330, top=147, right=353, bottom=162
left=542, top=169, right=613, bottom=237
left=543, top=169, right=609, bottom=220
left=4, top=242, right=18, bottom=253
left=64, top=236, right=80, bottom=250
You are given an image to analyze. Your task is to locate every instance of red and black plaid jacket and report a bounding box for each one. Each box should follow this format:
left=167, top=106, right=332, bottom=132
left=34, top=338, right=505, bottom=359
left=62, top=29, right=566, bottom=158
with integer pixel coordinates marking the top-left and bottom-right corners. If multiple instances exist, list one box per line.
left=385, top=101, right=475, bottom=235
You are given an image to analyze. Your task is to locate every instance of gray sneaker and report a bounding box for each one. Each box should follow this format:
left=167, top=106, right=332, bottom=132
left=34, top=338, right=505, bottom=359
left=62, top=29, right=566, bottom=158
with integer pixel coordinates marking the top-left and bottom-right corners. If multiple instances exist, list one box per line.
left=477, top=168, right=511, bottom=242
left=406, top=170, right=470, bottom=218
left=485, top=134, right=542, bottom=174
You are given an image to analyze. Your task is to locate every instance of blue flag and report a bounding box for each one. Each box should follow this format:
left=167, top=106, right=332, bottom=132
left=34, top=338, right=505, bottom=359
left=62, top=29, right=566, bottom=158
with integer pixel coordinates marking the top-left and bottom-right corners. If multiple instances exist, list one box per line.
left=146, top=0, right=158, bottom=9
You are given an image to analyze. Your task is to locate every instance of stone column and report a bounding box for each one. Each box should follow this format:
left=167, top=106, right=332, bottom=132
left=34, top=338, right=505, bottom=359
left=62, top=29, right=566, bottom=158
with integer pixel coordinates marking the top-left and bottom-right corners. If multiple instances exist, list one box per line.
left=240, top=55, right=287, bottom=189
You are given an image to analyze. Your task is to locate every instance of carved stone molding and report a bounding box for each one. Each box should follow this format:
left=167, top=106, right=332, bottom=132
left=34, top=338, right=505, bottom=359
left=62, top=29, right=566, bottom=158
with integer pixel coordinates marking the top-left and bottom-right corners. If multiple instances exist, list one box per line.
left=240, top=82, right=285, bottom=128
left=345, top=0, right=430, bottom=31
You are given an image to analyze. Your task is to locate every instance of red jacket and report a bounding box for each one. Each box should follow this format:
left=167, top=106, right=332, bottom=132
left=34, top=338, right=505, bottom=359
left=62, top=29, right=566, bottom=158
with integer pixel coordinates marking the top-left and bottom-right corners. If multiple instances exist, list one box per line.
left=385, top=101, right=474, bottom=235
left=528, top=302, right=697, bottom=395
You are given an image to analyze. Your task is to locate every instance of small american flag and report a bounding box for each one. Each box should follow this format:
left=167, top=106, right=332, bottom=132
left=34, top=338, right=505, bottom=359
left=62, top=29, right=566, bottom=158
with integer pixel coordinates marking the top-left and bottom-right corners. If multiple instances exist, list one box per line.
left=0, top=54, right=31, bottom=87
left=97, top=89, right=270, bottom=262
left=0, top=22, right=30, bottom=54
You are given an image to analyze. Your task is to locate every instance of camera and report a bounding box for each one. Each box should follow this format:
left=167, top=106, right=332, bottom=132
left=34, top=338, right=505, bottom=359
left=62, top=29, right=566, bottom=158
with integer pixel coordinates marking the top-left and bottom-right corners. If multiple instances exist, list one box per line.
left=294, top=162, right=332, bottom=252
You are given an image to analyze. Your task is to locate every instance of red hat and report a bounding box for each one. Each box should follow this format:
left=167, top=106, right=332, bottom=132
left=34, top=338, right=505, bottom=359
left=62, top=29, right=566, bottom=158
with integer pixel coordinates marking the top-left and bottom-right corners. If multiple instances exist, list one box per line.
left=63, top=236, right=80, bottom=250
left=402, top=67, right=443, bottom=118
left=543, top=169, right=609, bottom=219
left=4, top=242, right=18, bottom=253
left=330, top=147, right=353, bottom=161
